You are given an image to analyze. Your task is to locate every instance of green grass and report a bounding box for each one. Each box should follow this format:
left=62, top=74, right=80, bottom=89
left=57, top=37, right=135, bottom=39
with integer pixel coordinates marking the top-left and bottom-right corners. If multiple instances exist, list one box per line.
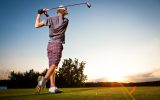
left=0, top=87, right=160, bottom=100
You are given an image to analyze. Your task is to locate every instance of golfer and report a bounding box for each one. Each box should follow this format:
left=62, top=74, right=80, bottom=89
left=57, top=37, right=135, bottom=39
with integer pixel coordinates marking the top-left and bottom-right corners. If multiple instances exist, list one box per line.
left=35, top=5, right=69, bottom=94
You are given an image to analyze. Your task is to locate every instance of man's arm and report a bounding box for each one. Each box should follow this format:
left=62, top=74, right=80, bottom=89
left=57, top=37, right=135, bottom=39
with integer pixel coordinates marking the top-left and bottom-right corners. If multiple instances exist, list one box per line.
left=35, top=14, right=46, bottom=28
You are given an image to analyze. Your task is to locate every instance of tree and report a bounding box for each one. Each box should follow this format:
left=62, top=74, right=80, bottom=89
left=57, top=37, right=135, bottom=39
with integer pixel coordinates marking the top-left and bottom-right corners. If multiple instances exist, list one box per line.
left=9, top=69, right=39, bottom=88
left=56, top=58, right=87, bottom=87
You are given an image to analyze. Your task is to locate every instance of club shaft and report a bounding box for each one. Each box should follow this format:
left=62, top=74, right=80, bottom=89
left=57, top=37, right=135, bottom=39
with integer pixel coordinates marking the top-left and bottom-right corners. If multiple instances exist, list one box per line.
left=48, top=2, right=86, bottom=11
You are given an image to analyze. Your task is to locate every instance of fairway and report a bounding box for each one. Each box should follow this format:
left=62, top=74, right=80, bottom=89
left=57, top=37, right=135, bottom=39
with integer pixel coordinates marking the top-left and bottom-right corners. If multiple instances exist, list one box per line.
left=0, top=87, right=160, bottom=100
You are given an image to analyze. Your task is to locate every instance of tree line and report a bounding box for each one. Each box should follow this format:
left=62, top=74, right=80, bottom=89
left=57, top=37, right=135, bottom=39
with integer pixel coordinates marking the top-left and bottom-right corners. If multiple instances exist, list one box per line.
left=85, top=81, right=160, bottom=87
left=0, top=58, right=87, bottom=88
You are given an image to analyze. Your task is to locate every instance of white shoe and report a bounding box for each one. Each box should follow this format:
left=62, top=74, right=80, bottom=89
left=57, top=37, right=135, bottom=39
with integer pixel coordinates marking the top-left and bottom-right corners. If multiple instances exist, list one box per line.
left=49, top=87, right=63, bottom=94
left=35, top=76, right=46, bottom=94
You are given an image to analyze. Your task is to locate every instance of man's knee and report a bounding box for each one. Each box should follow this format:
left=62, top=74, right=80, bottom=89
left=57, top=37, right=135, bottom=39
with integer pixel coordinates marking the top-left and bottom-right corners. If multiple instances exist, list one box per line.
left=50, top=64, right=57, bottom=68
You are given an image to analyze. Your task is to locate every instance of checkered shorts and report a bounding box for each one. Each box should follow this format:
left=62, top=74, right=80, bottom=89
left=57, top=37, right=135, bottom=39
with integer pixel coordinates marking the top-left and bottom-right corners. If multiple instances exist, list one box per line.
left=47, top=42, right=63, bottom=67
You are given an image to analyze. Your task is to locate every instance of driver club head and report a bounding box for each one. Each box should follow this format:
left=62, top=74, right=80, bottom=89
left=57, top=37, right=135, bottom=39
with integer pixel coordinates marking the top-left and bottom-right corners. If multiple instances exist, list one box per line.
left=86, top=2, right=91, bottom=8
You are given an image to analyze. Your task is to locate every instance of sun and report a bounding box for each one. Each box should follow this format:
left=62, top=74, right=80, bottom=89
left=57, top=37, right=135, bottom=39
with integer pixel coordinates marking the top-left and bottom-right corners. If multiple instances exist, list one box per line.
left=104, top=67, right=129, bottom=82
left=106, top=73, right=125, bottom=82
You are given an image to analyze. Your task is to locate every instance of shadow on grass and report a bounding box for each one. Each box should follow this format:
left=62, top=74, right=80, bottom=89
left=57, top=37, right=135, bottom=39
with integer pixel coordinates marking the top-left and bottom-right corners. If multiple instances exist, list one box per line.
left=0, top=88, right=94, bottom=100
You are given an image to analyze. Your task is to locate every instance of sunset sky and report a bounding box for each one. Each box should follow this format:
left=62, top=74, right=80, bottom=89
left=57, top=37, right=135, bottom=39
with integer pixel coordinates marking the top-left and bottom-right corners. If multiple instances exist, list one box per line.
left=0, top=0, right=160, bottom=82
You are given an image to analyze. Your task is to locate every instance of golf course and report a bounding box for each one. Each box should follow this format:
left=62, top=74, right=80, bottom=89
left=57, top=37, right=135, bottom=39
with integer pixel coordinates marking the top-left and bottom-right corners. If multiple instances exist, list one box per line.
left=0, top=0, right=160, bottom=100
left=0, top=87, right=160, bottom=100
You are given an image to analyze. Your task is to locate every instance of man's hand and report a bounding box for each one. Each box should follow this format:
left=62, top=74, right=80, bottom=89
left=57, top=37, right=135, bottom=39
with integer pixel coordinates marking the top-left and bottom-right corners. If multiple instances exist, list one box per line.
left=38, top=8, right=49, bottom=17
left=38, top=9, right=44, bottom=14
left=38, top=8, right=47, bottom=14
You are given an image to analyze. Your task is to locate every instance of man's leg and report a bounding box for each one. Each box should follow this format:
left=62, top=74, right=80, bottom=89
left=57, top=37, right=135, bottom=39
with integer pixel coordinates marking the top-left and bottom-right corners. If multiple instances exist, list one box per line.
left=48, top=66, right=63, bottom=94
left=36, top=43, right=63, bottom=94
left=35, top=64, right=56, bottom=94
left=45, top=64, right=57, bottom=80
left=50, top=68, right=56, bottom=87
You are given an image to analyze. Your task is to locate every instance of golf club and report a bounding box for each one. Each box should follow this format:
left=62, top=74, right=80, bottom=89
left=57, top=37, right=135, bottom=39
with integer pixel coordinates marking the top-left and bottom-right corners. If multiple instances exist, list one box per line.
left=44, top=1, right=91, bottom=17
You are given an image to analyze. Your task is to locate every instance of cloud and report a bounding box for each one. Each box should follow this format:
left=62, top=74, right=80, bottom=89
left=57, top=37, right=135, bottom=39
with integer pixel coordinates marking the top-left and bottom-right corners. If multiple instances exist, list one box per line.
left=125, top=69, right=160, bottom=82
left=88, top=69, right=160, bottom=83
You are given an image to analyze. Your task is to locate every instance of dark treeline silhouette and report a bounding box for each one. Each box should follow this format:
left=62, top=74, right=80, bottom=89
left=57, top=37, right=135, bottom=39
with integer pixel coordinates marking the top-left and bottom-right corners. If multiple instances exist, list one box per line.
left=8, top=69, right=39, bottom=88
left=1, top=80, right=160, bottom=88
left=123, top=81, right=160, bottom=86
left=85, top=81, right=160, bottom=87
left=0, top=58, right=87, bottom=88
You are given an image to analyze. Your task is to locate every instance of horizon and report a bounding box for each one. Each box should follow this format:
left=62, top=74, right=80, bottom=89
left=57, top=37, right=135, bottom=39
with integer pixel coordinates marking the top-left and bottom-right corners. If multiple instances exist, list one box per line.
left=0, top=66, right=160, bottom=83
left=0, top=0, right=160, bottom=83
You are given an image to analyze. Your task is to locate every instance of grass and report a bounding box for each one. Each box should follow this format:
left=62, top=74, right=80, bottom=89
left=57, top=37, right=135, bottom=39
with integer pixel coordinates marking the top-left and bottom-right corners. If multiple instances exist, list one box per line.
left=0, top=87, right=160, bottom=100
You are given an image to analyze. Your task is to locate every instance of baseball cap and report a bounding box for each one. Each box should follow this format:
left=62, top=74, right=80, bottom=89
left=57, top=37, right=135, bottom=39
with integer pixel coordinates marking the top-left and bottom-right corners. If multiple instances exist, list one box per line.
left=57, top=5, right=67, bottom=11
left=57, top=5, right=68, bottom=15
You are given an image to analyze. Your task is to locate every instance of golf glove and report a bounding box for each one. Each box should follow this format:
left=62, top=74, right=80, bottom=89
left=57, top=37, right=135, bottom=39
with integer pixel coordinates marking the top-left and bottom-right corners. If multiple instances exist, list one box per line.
left=38, top=9, right=45, bottom=14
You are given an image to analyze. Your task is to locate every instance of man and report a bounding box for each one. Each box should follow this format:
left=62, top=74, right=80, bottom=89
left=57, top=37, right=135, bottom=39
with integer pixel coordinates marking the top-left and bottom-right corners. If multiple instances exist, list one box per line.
left=35, top=5, right=69, bottom=94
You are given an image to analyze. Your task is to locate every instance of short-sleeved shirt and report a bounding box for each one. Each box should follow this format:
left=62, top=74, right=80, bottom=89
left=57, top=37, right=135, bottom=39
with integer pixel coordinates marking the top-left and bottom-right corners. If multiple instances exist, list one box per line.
left=45, top=15, right=69, bottom=44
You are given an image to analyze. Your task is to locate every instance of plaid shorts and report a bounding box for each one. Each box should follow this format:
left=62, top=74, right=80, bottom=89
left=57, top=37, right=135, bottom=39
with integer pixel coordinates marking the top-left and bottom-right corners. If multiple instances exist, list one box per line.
left=47, top=42, right=63, bottom=67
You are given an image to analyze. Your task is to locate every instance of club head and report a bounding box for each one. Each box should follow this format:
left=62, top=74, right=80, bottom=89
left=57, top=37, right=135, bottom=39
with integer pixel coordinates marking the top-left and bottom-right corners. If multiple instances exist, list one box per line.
left=86, top=2, right=91, bottom=8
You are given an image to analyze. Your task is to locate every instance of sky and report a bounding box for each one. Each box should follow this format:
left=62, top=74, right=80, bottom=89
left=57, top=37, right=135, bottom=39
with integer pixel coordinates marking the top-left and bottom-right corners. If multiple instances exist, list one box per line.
left=0, top=0, right=160, bottom=82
